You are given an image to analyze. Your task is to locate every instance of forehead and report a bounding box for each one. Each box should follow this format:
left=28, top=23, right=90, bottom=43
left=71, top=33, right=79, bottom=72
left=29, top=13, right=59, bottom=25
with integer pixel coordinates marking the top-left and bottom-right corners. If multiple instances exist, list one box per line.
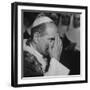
left=45, top=22, right=58, bottom=37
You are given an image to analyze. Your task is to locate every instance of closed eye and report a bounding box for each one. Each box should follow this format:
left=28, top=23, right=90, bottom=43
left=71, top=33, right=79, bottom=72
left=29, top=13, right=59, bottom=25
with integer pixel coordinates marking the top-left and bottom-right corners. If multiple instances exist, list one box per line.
left=49, top=38, right=55, bottom=42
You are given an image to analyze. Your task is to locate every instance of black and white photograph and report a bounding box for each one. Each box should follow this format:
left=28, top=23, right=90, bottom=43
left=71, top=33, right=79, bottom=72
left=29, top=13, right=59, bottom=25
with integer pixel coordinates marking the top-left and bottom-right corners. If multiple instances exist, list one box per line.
left=11, top=2, right=87, bottom=87
left=23, top=11, right=80, bottom=77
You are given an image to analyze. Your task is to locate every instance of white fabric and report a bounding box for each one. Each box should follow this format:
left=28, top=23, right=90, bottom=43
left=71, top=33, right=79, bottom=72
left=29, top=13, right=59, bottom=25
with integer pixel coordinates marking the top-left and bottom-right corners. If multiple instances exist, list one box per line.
left=32, top=16, right=53, bottom=28
left=45, top=58, right=70, bottom=76
left=23, top=39, right=70, bottom=76
left=23, top=39, right=47, bottom=72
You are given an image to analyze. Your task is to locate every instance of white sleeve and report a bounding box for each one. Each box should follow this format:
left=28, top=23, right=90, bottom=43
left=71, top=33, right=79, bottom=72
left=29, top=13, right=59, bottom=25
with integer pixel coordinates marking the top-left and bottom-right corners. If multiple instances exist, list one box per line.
left=45, top=58, right=70, bottom=76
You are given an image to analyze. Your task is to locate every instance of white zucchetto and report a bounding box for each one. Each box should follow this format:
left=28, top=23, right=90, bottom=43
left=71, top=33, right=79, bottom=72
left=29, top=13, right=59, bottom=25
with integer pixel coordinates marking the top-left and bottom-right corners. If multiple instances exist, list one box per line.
left=32, top=16, right=53, bottom=28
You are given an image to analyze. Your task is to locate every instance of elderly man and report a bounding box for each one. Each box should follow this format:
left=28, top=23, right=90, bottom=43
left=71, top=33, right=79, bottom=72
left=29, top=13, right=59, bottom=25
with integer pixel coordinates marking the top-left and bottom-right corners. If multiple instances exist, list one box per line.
left=23, top=16, right=70, bottom=77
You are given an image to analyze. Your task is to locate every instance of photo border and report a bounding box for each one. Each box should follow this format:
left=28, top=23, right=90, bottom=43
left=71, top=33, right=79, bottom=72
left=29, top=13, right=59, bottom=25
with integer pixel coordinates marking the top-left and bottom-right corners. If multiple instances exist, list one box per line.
left=11, top=2, right=88, bottom=87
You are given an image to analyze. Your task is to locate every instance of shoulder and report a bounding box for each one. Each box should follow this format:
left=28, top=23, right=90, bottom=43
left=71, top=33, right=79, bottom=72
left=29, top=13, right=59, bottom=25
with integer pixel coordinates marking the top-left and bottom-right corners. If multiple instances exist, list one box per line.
left=23, top=51, right=44, bottom=77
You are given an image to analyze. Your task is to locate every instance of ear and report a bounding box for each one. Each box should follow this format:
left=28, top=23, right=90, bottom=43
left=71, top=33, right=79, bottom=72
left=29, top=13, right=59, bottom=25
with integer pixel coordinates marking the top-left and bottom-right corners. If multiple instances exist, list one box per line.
left=33, top=32, right=40, bottom=43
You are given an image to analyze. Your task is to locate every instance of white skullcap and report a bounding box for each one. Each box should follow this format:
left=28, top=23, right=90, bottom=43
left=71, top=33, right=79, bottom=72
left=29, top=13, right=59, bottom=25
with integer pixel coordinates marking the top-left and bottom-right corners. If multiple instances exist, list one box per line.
left=32, top=16, right=53, bottom=28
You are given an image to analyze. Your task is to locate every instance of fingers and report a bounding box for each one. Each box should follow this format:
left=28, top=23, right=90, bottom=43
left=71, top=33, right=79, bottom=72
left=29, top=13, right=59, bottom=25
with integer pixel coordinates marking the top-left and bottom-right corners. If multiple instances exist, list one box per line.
left=48, top=34, right=63, bottom=59
left=54, top=34, right=58, bottom=46
left=50, top=34, right=62, bottom=52
left=55, top=34, right=61, bottom=46
left=55, top=35, right=63, bottom=52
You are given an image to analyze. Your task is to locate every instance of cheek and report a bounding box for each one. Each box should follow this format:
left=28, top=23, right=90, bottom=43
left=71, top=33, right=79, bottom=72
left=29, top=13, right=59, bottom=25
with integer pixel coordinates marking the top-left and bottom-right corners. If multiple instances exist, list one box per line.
left=43, top=41, right=48, bottom=49
left=39, top=37, right=49, bottom=49
left=39, top=39, right=47, bottom=48
left=42, top=41, right=49, bottom=51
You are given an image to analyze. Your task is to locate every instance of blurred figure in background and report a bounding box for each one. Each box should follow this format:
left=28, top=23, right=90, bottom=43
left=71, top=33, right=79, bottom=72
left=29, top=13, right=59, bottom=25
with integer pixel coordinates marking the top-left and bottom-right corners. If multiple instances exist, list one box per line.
left=59, top=13, right=80, bottom=75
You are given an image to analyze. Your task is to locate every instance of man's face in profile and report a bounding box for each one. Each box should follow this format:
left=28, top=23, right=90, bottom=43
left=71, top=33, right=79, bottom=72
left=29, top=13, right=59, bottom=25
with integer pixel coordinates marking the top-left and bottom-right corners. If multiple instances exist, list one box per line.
left=37, top=22, right=58, bottom=56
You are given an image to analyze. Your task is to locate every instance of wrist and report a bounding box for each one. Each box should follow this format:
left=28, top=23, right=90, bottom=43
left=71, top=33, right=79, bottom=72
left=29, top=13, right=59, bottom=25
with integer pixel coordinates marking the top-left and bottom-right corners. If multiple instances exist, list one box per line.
left=51, top=56, right=60, bottom=61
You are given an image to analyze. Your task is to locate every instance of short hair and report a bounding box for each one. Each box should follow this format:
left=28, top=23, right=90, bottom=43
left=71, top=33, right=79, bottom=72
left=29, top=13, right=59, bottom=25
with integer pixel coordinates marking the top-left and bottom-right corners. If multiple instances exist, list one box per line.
left=31, top=23, right=46, bottom=40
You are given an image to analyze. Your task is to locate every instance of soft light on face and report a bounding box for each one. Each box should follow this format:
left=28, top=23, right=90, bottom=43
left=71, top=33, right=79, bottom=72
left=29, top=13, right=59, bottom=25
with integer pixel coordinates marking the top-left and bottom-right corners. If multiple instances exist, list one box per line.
left=38, top=22, right=58, bottom=56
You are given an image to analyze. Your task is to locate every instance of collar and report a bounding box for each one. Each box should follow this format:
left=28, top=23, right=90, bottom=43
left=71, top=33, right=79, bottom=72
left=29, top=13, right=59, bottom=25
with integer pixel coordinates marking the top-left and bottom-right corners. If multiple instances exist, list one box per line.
left=30, top=44, right=43, bottom=59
